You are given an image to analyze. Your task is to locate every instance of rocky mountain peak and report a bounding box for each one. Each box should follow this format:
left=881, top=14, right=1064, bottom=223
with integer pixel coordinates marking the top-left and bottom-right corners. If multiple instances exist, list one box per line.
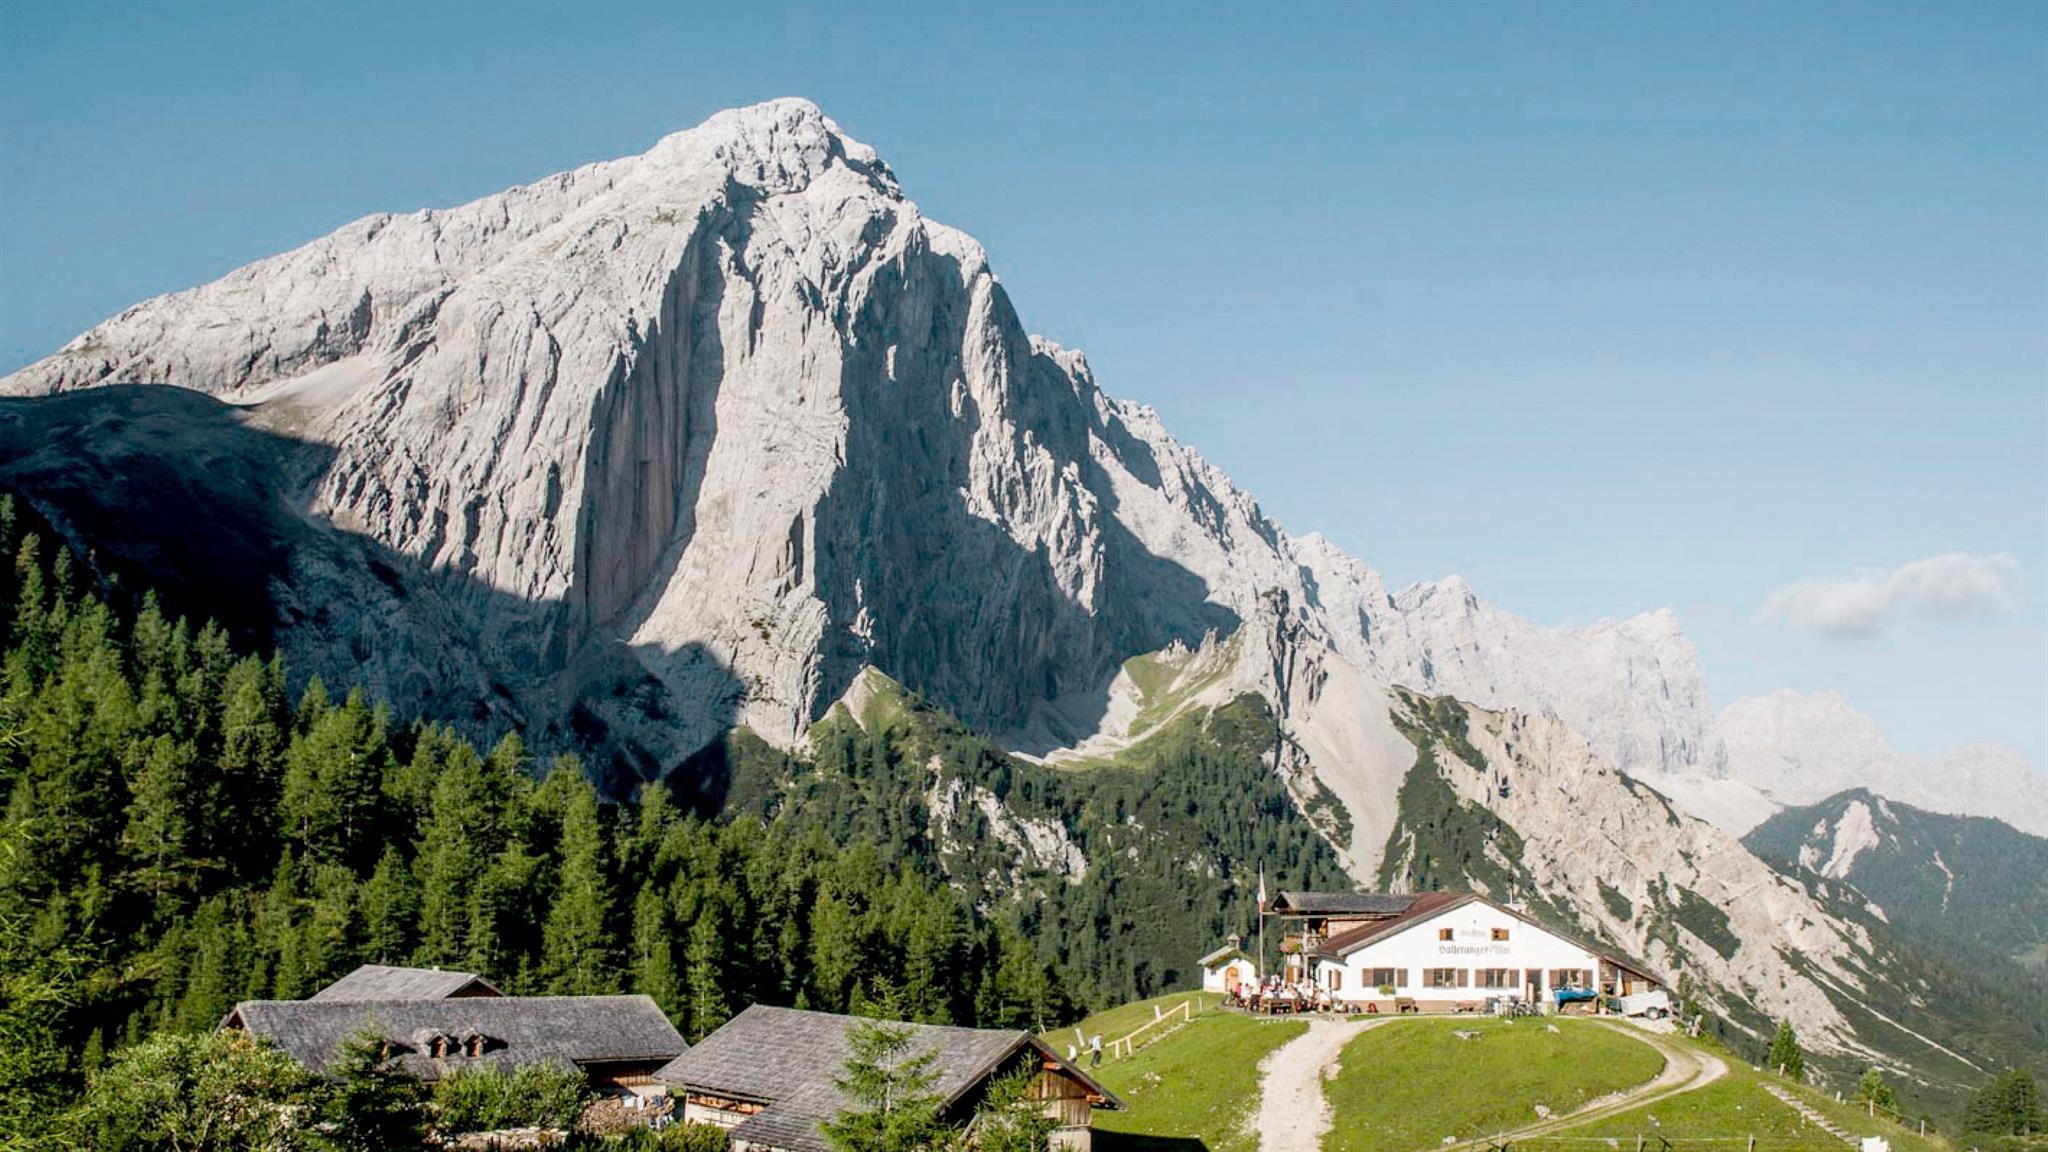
left=3, top=99, right=1733, bottom=791
left=643, top=97, right=897, bottom=200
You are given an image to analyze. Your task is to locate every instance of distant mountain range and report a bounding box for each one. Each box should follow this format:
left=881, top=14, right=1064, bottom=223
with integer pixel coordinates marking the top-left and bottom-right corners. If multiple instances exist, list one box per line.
left=2, top=98, right=2040, bottom=1088
left=1746, top=788, right=2048, bottom=971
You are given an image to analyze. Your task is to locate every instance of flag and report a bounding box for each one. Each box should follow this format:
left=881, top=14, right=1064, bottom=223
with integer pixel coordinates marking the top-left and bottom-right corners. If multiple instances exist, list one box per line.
left=1257, top=864, right=1266, bottom=911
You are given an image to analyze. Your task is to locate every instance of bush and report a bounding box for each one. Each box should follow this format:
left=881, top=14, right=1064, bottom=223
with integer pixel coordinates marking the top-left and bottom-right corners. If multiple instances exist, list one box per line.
left=71, top=1031, right=321, bottom=1152
left=433, top=1063, right=588, bottom=1134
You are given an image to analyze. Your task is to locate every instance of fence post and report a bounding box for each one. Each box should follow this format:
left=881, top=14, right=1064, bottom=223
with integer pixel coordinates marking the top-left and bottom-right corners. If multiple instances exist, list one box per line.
left=1748, top=1135, right=1756, bottom=1152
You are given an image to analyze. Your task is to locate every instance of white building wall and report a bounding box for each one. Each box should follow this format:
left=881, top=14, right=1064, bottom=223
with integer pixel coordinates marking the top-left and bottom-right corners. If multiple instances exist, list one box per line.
left=1201, top=957, right=1257, bottom=994
left=1314, top=902, right=1602, bottom=1005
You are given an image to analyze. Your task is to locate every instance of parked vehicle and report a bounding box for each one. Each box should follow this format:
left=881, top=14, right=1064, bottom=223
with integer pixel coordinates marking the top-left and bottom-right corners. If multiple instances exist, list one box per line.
left=1553, top=983, right=1599, bottom=1007
left=1616, top=989, right=1673, bottom=1019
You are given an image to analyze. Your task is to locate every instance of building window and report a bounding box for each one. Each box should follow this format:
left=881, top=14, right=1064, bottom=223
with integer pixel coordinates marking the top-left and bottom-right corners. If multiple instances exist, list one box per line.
left=1366, top=967, right=1402, bottom=990
left=1425, top=968, right=1467, bottom=989
left=1328, top=969, right=1343, bottom=991
left=1492, top=928, right=1510, bottom=941
left=1550, top=968, right=1590, bottom=989
left=1478, top=968, right=1516, bottom=989
left=1438, top=928, right=1454, bottom=941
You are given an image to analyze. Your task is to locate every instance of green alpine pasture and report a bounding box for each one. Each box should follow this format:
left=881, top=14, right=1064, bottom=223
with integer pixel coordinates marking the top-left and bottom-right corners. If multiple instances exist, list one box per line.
left=1047, top=994, right=1304, bottom=1152
left=1322, top=1017, right=1666, bottom=1152
left=1556, top=1048, right=1954, bottom=1152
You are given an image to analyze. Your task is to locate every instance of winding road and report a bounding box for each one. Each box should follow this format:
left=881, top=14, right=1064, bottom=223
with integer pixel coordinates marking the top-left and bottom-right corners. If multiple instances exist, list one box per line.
left=1251, top=1017, right=1727, bottom=1152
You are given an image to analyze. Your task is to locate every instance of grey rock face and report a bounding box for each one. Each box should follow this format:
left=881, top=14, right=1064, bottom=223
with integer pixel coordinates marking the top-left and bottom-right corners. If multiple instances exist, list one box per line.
left=1, top=99, right=1714, bottom=786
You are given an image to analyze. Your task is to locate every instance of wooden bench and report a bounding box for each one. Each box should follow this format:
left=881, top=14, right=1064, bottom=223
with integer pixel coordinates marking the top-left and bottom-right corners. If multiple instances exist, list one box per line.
left=1394, top=997, right=1419, bottom=1015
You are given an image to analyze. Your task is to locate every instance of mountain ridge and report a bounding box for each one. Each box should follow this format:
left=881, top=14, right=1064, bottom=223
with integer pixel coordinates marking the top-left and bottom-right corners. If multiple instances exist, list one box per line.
left=3, top=98, right=2040, bottom=1082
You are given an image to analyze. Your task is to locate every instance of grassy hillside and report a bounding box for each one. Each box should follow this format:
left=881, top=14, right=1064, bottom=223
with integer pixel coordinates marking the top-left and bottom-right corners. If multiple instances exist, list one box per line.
left=1323, top=1018, right=1666, bottom=1152
left=1045, top=994, right=1304, bottom=1152
left=1557, top=1037, right=1955, bottom=1152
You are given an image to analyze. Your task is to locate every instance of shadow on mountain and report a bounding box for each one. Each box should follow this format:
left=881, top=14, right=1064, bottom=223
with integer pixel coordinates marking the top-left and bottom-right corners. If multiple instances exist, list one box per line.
left=0, top=385, right=743, bottom=796
left=808, top=247, right=1239, bottom=746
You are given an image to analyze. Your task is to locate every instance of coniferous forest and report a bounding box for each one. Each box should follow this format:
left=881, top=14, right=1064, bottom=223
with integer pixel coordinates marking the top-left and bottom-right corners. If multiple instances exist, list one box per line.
left=0, top=492, right=1348, bottom=1139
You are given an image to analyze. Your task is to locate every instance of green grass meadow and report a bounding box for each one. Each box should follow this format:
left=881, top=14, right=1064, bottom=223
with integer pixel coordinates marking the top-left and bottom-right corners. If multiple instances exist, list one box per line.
left=1047, top=994, right=1304, bottom=1152
left=1323, top=1018, right=1666, bottom=1152
left=1555, top=1045, right=1953, bottom=1152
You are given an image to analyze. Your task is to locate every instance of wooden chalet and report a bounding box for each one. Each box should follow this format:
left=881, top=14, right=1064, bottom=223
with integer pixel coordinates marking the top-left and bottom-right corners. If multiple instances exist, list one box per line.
left=1264, top=890, right=1427, bottom=980
left=656, top=1005, right=1124, bottom=1152
left=220, top=993, right=685, bottom=1093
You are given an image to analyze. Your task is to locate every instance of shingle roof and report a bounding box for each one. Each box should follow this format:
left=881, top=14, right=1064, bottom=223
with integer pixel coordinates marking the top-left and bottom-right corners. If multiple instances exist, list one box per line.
left=1317, top=891, right=1472, bottom=957
left=1269, top=891, right=1422, bottom=916
left=1198, top=946, right=1253, bottom=968
left=223, top=995, right=683, bottom=1081
left=309, top=964, right=501, bottom=1002
left=656, top=1006, right=1122, bottom=1152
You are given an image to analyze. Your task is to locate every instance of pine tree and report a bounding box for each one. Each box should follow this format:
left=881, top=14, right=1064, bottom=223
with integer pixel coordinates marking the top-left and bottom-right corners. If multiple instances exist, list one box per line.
left=359, top=847, right=420, bottom=964
left=123, top=733, right=202, bottom=908
left=412, top=740, right=509, bottom=966
left=537, top=762, right=616, bottom=994
left=279, top=688, right=389, bottom=871
left=1965, top=1068, right=2042, bottom=1136
left=685, top=908, right=731, bottom=1042
left=1857, top=1067, right=1896, bottom=1112
left=821, top=1016, right=949, bottom=1152
left=1767, top=1020, right=1805, bottom=1082
left=631, top=881, right=682, bottom=1020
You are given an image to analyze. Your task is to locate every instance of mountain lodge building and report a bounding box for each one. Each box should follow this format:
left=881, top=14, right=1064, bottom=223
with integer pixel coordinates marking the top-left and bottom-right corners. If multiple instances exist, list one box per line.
left=1262, top=891, right=1664, bottom=1010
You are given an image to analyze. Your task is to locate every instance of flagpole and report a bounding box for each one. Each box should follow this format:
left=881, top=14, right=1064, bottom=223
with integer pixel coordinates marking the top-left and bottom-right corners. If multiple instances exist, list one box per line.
left=1257, top=864, right=1267, bottom=983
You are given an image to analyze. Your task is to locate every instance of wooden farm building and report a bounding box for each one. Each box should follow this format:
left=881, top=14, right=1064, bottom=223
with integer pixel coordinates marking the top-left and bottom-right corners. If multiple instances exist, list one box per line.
left=656, top=1005, right=1124, bottom=1152
left=221, top=966, right=684, bottom=1094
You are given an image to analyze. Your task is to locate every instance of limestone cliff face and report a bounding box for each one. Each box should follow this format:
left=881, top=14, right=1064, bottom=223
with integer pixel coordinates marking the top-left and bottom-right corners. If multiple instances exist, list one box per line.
left=2, top=99, right=1720, bottom=782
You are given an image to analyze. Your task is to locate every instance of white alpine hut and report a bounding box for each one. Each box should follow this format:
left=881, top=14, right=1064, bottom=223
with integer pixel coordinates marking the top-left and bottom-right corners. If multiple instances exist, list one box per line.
left=1198, top=937, right=1258, bottom=995
left=1310, top=892, right=1662, bottom=1011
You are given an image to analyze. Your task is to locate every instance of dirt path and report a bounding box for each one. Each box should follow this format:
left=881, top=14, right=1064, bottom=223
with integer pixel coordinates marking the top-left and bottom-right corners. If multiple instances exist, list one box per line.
left=1255, top=1017, right=1384, bottom=1152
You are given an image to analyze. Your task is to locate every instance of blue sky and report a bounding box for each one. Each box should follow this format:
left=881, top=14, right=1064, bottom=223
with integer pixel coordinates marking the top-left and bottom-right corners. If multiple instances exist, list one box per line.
left=3, top=0, right=2043, bottom=765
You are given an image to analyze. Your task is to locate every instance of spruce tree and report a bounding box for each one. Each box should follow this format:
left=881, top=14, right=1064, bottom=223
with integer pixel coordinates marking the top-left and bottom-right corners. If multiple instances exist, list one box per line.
left=1767, top=1020, right=1805, bottom=1081
left=685, top=909, right=731, bottom=1041
left=822, top=1016, right=948, bottom=1152
left=537, top=762, right=616, bottom=994
left=631, top=881, right=682, bottom=1020
left=1965, top=1068, right=2042, bottom=1136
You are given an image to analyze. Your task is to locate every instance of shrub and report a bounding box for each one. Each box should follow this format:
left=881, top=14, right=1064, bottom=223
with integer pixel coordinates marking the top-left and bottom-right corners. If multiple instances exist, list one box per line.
left=71, top=1031, right=321, bottom=1152
left=433, top=1063, right=588, bottom=1134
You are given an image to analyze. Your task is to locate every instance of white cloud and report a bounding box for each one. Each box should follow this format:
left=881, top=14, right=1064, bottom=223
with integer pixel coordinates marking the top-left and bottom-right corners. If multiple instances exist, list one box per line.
left=1760, top=552, right=2020, bottom=637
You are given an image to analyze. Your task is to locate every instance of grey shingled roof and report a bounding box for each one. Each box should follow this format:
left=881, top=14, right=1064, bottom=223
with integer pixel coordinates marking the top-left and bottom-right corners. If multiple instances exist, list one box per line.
left=657, top=1006, right=1121, bottom=1152
left=224, top=995, right=683, bottom=1081
left=309, top=964, right=501, bottom=1002
left=1270, top=890, right=1421, bottom=916
left=1317, top=891, right=1471, bottom=957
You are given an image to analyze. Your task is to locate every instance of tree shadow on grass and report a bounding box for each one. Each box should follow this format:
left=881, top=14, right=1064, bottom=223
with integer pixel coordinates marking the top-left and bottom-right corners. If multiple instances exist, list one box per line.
left=1098, top=1136, right=1212, bottom=1152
